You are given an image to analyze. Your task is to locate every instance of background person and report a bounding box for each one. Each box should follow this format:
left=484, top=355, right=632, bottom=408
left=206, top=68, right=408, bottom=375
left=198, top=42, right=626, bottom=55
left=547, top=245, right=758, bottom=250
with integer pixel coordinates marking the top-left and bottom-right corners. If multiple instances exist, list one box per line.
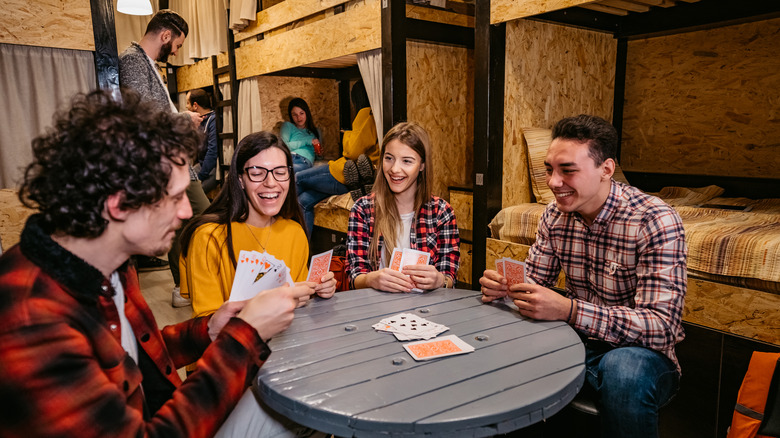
left=0, top=89, right=314, bottom=437
left=280, top=97, right=320, bottom=173
left=180, top=131, right=337, bottom=319
left=187, top=88, right=218, bottom=195
left=296, top=80, right=379, bottom=237
left=479, top=114, right=686, bottom=438
left=119, top=9, right=210, bottom=307
left=347, top=122, right=459, bottom=292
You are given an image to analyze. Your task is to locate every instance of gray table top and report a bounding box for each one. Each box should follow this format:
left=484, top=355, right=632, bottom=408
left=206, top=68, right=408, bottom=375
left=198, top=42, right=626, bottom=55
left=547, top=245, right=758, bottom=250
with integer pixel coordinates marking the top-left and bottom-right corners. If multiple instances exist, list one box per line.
left=254, top=288, right=585, bottom=438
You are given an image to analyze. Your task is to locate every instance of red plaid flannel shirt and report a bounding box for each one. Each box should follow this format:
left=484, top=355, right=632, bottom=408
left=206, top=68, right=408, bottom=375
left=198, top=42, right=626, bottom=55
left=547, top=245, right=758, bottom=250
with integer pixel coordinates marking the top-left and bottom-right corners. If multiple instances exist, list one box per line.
left=347, top=194, right=460, bottom=288
left=0, top=215, right=271, bottom=437
left=527, top=181, right=687, bottom=372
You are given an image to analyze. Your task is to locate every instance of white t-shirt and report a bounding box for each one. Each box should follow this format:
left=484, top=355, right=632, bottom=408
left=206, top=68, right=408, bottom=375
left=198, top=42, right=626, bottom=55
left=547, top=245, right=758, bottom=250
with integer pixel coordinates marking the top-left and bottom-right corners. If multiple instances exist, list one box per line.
left=379, top=211, right=415, bottom=269
left=111, top=271, right=139, bottom=364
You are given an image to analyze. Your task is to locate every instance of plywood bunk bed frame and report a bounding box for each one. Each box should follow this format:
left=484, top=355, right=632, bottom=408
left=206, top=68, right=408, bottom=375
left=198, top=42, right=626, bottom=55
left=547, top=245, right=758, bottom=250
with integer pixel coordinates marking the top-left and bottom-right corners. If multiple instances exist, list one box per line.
left=472, top=0, right=780, bottom=434
left=174, top=0, right=478, bottom=284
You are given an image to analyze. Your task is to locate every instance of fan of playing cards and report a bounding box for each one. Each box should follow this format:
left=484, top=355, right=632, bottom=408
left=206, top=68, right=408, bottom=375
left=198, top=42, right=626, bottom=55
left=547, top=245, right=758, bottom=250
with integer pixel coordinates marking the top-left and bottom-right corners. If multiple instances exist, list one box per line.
left=495, top=257, right=527, bottom=310
left=372, top=312, right=449, bottom=341
left=229, top=250, right=295, bottom=302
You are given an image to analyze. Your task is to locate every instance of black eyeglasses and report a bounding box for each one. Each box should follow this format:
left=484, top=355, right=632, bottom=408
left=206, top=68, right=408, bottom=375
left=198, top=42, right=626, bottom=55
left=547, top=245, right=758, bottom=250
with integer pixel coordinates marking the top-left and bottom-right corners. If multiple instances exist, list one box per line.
left=244, top=165, right=292, bottom=183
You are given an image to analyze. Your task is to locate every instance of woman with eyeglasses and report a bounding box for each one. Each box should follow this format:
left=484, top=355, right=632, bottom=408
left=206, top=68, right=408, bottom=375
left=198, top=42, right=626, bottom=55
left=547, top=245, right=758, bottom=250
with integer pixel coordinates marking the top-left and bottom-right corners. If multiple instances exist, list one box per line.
left=179, top=131, right=337, bottom=318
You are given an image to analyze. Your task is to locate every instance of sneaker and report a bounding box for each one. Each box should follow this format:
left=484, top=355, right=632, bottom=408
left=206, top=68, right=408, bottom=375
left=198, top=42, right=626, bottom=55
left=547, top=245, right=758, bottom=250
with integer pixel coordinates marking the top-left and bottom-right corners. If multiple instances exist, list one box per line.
left=136, top=255, right=170, bottom=272
left=171, top=285, right=191, bottom=308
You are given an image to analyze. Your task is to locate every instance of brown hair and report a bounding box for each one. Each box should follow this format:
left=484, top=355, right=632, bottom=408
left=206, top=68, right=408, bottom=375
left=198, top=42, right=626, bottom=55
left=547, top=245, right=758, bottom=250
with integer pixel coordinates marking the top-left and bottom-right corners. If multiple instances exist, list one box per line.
left=369, top=122, right=433, bottom=266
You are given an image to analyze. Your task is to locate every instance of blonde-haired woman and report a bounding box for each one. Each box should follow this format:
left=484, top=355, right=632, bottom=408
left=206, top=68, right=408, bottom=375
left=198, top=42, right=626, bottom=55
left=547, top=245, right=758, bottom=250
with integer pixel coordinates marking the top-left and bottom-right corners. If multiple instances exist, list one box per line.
left=347, top=122, right=459, bottom=292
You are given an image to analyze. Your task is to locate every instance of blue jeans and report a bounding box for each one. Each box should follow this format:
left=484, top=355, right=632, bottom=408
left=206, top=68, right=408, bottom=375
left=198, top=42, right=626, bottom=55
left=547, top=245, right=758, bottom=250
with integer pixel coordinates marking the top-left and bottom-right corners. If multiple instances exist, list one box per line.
left=295, top=164, right=347, bottom=236
left=585, top=344, right=679, bottom=438
left=291, top=154, right=313, bottom=174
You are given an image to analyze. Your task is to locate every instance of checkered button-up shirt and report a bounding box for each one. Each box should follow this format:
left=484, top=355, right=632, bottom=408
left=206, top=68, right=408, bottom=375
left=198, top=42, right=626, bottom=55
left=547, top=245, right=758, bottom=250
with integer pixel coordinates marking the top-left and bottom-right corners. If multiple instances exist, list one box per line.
left=347, top=193, right=460, bottom=288
left=527, top=181, right=687, bottom=372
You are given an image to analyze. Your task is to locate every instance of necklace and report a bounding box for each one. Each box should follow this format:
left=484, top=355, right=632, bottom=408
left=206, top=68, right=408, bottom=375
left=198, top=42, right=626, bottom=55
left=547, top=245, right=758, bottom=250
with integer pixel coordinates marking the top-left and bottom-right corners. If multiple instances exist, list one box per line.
left=245, top=222, right=272, bottom=252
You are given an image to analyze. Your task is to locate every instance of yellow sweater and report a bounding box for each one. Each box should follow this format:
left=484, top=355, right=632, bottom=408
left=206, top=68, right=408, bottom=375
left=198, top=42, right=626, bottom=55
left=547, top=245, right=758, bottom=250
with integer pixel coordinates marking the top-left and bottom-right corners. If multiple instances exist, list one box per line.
left=180, top=219, right=309, bottom=318
left=329, top=107, right=380, bottom=184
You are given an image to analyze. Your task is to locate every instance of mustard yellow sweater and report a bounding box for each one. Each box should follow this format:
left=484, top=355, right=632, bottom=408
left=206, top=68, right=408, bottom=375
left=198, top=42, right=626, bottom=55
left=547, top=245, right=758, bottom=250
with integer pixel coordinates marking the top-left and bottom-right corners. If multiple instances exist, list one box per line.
left=180, top=219, right=309, bottom=318
left=329, top=107, right=380, bottom=184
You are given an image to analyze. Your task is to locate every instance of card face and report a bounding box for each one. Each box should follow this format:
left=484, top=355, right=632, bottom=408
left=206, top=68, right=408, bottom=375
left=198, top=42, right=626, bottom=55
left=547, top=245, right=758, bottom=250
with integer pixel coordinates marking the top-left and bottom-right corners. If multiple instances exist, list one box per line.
left=230, top=251, right=290, bottom=302
left=306, top=249, right=333, bottom=284
left=404, top=335, right=475, bottom=361
left=372, top=313, right=449, bottom=340
left=389, top=248, right=403, bottom=271
left=504, top=259, right=527, bottom=286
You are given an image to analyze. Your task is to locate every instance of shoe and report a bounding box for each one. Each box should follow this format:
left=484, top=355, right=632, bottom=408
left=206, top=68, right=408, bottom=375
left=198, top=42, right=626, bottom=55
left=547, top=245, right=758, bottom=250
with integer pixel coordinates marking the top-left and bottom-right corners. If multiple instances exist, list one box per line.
left=171, top=285, right=191, bottom=308
left=356, top=154, right=375, bottom=196
left=343, top=160, right=365, bottom=201
left=136, top=255, right=170, bottom=272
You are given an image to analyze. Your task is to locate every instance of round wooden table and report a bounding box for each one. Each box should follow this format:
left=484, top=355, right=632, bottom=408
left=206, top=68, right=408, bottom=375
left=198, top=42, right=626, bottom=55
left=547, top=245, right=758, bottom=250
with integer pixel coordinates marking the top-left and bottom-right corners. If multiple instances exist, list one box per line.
left=254, top=288, right=585, bottom=437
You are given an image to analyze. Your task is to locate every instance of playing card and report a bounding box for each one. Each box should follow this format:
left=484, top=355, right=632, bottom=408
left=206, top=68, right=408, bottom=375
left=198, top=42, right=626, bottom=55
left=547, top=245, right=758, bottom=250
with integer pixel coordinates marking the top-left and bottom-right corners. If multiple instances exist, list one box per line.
left=400, top=249, right=431, bottom=293
left=373, top=313, right=448, bottom=340
left=403, top=335, right=475, bottom=361
left=306, top=249, right=333, bottom=284
left=495, top=258, right=506, bottom=277
left=230, top=251, right=291, bottom=302
left=389, top=248, right=403, bottom=271
left=504, top=259, right=527, bottom=286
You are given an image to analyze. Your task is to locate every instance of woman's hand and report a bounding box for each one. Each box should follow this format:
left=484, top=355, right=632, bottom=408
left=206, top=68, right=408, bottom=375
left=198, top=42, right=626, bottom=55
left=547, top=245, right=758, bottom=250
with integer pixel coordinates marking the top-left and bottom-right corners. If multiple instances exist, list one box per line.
left=314, top=271, right=337, bottom=299
left=403, top=264, right=445, bottom=290
left=365, top=268, right=415, bottom=293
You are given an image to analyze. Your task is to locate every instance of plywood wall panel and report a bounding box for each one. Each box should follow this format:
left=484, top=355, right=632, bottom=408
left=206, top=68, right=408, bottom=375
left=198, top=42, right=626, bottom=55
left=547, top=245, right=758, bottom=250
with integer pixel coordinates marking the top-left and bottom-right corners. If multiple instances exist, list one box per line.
left=236, top=0, right=380, bottom=78
left=176, top=53, right=230, bottom=92
left=407, top=41, right=474, bottom=201
left=235, top=0, right=348, bottom=42
left=256, top=76, right=341, bottom=160
left=503, top=19, right=616, bottom=207
left=622, top=18, right=780, bottom=179
left=2, top=0, right=94, bottom=50
left=491, top=0, right=593, bottom=25
left=406, top=4, right=474, bottom=28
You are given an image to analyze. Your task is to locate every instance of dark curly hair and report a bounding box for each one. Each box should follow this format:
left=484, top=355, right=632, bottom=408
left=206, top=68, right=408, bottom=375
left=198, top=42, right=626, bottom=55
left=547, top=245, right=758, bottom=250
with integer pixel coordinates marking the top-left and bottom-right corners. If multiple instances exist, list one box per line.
left=552, top=114, right=618, bottom=166
left=19, top=88, right=201, bottom=238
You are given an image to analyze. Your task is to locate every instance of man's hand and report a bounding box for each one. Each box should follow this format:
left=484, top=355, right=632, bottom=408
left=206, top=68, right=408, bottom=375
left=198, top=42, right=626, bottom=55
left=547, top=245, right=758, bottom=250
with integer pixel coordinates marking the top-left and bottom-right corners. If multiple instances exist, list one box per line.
left=236, top=285, right=313, bottom=341
left=293, top=282, right=317, bottom=307
left=479, top=269, right=508, bottom=303
left=508, top=283, right=574, bottom=322
left=403, top=264, right=444, bottom=290
left=313, top=271, right=337, bottom=298
left=208, top=300, right=246, bottom=341
left=183, top=110, right=203, bottom=127
left=365, top=268, right=415, bottom=293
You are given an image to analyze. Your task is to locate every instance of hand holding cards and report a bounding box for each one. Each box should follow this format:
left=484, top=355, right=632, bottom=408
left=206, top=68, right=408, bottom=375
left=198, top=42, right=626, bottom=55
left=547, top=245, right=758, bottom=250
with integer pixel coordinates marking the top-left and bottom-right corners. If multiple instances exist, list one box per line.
left=306, top=249, right=333, bottom=284
left=390, top=248, right=431, bottom=292
left=495, top=257, right=527, bottom=309
left=229, top=250, right=294, bottom=302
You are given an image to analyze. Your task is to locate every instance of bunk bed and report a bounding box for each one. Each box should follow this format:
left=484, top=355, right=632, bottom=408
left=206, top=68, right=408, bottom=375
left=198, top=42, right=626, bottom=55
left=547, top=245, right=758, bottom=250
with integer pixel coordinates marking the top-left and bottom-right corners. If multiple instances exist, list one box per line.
left=473, top=0, right=780, bottom=434
left=174, top=0, right=477, bottom=283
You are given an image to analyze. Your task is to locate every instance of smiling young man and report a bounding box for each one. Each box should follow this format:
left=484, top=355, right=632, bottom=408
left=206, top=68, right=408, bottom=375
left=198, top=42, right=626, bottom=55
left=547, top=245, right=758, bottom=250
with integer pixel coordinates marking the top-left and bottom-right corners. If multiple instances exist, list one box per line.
left=0, top=90, right=314, bottom=437
left=479, top=115, right=687, bottom=437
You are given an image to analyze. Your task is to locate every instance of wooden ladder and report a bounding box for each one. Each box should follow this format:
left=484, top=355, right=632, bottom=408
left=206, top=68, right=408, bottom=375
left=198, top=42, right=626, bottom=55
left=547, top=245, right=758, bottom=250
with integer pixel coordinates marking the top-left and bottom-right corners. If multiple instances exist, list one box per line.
left=211, top=18, right=239, bottom=179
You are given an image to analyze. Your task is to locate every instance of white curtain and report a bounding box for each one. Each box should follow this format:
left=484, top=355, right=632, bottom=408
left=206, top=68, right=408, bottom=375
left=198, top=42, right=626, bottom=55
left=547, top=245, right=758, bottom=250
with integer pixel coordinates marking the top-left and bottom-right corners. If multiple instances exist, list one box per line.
left=0, top=44, right=97, bottom=189
left=237, top=77, right=262, bottom=144
left=357, top=49, right=383, bottom=143
left=230, top=0, right=257, bottom=31
left=114, top=0, right=159, bottom=57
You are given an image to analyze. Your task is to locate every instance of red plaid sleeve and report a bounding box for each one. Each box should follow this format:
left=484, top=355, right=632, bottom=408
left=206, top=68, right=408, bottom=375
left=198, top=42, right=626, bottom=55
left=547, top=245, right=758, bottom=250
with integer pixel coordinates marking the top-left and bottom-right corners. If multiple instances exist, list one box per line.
left=347, top=195, right=376, bottom=288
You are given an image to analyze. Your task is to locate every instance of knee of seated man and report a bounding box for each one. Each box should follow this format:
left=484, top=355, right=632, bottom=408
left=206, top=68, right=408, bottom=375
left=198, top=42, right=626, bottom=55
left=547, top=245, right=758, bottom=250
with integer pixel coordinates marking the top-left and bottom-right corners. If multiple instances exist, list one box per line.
left=599, top=347, right=674, bottom=398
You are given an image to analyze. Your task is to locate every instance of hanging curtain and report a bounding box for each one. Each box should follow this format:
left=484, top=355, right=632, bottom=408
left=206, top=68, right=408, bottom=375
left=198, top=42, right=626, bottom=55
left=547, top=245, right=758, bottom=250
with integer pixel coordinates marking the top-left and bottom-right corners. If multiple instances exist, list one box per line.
left=114, top=0, right=159, bottom=57
left=219, top=82, right=234, bottom=169
left=237, top=77, right=262, bottom=144
left=0, top=44, right=96, bottom=189
left=230, top=0, right=257, bottom=31
left=357, top=49, right=383, bottom=143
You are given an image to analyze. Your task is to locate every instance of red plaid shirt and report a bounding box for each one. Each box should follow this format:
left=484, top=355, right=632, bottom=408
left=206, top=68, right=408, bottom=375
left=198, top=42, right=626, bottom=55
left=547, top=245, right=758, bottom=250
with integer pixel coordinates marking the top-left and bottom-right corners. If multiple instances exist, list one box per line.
left=347, top=194, right=460, bottom=288
left=527, top=181, right=687, bottom=372
left=0, top=215, right=271, bottom=437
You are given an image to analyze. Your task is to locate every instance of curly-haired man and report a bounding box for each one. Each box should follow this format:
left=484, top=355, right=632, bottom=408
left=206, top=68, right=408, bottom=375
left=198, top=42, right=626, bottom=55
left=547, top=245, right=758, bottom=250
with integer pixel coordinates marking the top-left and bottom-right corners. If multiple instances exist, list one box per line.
left=0, top=89, right=316, bottom=437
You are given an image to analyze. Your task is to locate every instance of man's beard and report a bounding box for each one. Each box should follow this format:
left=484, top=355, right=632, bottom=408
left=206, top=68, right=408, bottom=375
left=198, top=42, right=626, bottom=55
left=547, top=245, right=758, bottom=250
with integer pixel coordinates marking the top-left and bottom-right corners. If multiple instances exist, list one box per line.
left=156, top=40, right=173, bottom=63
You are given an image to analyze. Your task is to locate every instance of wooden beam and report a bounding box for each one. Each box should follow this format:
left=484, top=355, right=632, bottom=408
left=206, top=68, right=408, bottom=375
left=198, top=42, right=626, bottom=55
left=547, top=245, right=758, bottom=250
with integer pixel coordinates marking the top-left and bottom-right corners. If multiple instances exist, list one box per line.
left=234, top=0, right=349, bottom=42
left=235, top=1, right=380, bottom=79
left=490, top=0, right=595, bottom=24
left=382, top=0, right=407, bottom=132
left=581, top=3, right=630, bottom=15
left=90, top=0, right=119, bottom=91
left=473, top=0, right=505, bottom=289
left=599, top=0, right=650, bottom=13
left=405, top=18, right=474, bottom=48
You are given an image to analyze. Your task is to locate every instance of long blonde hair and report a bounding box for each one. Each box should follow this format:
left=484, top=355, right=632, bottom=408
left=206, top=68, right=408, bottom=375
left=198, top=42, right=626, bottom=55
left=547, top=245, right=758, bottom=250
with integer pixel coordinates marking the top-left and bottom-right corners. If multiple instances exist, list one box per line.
left=369, top=122, right=434, bottom=266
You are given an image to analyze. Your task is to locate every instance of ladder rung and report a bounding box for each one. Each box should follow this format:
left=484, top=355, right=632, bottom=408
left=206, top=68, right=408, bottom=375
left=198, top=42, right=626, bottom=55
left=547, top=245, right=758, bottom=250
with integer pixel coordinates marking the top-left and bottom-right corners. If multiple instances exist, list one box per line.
left=218, top=133, right=234, bottom=140
left=216, top=100, right=233, bottom=108
left=213, top=66, right=230, bottom=75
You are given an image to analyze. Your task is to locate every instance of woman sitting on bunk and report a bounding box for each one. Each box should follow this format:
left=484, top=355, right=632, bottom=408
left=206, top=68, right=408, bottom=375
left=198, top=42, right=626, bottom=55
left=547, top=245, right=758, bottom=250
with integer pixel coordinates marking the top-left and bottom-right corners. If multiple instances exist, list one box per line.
left=296, top=80, right=380, bottom=237
left=346, top=122, right=460, bottom=293
left=179, top=131, right=337, bottom=318
left=280, top=97, right=320, bottom=173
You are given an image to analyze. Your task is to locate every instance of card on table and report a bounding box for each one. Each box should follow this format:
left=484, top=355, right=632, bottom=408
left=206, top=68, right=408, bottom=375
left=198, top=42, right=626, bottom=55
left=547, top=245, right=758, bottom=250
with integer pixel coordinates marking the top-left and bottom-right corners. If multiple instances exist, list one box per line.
left=372, top=312, right=448, bottom=341
left=306, top=249, right=333, bottom=284
left=403, top=335, right=475, bottom=361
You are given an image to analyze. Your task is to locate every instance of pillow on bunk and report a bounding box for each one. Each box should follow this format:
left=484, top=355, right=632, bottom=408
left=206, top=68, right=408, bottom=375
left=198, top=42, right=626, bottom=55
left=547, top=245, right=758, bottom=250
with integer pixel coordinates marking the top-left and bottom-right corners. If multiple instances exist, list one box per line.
left=522, top=127, right=630, bottom=205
